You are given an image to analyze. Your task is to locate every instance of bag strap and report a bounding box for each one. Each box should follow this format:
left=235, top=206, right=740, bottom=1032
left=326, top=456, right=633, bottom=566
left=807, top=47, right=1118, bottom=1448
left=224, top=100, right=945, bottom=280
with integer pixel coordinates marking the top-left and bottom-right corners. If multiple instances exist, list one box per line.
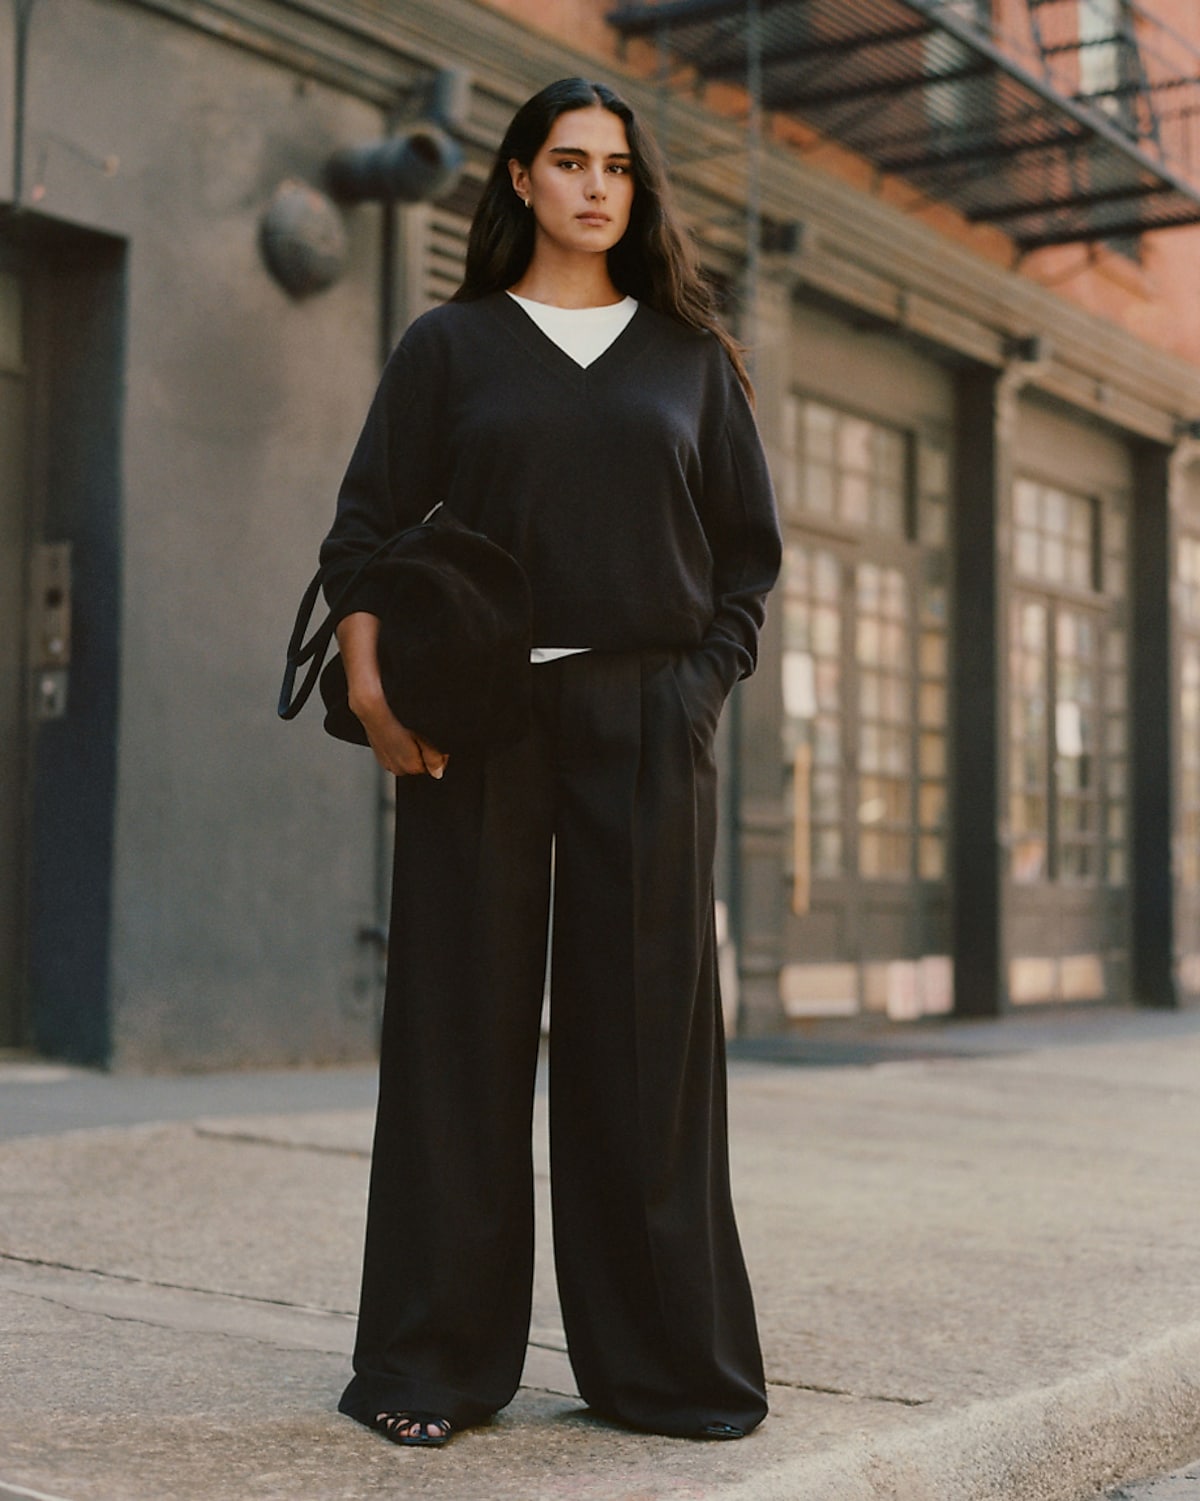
left=277, top=503, right=444, bottom=722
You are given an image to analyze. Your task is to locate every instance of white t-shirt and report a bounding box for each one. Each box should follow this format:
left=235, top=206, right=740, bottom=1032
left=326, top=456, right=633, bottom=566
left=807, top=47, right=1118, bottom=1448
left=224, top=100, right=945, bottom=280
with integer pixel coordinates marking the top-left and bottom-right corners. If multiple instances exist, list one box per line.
left=507, top=292, right=638, bottom=370
left=507, top=293, right=640, bottom=662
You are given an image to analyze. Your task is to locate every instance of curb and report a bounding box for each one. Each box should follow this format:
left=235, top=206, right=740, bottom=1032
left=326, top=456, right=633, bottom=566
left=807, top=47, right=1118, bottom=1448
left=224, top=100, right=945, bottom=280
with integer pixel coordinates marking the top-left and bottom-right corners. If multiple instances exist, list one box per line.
left=716, top=1326, right=1200, bottom=1501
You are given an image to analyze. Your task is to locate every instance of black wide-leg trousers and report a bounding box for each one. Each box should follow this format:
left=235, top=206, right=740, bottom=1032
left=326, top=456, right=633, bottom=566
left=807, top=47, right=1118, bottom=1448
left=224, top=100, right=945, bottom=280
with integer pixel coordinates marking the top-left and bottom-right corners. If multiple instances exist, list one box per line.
left=337, top=648, right=767, bottom=1438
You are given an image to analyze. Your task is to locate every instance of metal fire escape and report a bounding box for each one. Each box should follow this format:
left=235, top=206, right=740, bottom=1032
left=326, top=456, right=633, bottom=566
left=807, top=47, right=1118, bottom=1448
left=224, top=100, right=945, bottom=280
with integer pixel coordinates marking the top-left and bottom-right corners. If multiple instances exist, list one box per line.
left=607, top=0, right=1200, bottom=257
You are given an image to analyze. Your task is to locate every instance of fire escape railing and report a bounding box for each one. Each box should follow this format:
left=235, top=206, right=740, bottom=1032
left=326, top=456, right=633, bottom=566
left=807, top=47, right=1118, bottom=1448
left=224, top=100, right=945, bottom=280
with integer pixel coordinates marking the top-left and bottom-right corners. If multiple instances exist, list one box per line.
left=607, top=0, right=1200, bottom=248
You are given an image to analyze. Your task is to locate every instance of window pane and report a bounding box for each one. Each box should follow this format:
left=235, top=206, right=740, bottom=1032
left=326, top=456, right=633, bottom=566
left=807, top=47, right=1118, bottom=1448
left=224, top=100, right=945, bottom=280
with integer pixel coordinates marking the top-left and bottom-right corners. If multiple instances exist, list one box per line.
left=804, top=462, right=835, bottom=516
left=815, top=552, right=840, bottom=600
left=814, top=605, right=839, bottom=654
left=919, top=446, right=948, bottom=495
left=877, top=429, right=906, bottom=482
left=804, top=402, right=836, bottom=460
left=814, top=827, right=841, bottom=876
left=920, top=632, right=946, bottom=676
left=839, top=417, right=872, bottom=471
left=840, top=472, right=869, bottom=525
left=872, top=482, right=903, bottom=535
left=920, top=499, right=947, bottom=547
left=919, top=783, right=945, bottom=828
left=919, top=682, right=946, bottom=726
left=922, top=583, right=947, bottom=625
left=784, top=600, right=810, bottom=650
left=1014, top=480, right=1039, bottom=527
left=1106, top=556, right=1126, bottom=595
left=1013, top=837, right=1047, bottom=883
left=1066, top=545, right=1091, bottom=591
left=813, top=768, right=841, bottom=820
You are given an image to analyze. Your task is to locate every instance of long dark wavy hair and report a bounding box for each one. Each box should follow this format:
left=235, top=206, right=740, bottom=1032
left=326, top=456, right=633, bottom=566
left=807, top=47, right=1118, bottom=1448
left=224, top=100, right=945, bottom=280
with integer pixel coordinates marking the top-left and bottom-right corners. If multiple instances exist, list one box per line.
left=451, top=77, right=752, bottom=398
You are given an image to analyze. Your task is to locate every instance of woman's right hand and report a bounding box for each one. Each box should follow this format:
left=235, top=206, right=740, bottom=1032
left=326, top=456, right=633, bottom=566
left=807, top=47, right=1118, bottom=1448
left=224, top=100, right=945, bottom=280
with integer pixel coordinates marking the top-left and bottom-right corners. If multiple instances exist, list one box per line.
left=356, top=699, right=449, bottom=779
left=335, top=611, right=449, bottom=779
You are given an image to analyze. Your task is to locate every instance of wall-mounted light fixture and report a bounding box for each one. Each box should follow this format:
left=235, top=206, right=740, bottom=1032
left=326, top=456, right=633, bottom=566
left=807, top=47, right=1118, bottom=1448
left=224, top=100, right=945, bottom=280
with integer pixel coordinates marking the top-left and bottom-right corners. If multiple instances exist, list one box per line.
left=259, top=179, right=348, bottom=299
left=259, top=68, right=472, bottom=298
left=326, top=68, right=471, bottom=205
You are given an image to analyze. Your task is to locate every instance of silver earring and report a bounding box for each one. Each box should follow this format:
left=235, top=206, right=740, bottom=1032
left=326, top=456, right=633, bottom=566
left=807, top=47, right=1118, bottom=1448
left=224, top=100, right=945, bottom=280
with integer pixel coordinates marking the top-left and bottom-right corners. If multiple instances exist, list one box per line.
left=523, top=198, right=531, bottom=210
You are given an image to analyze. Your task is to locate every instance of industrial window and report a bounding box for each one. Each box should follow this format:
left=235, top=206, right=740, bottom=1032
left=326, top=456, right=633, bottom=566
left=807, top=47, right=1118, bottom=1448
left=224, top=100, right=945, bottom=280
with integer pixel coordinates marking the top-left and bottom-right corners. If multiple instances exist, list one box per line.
left=1009, top=479, right=1127, bottom=887
left=856, top=562, right=911, bottom=878
left=782, top=399, right=910, bottom=537
left=782, top=399, right=948, bottom=888
left=1078, top=0, right=1124, bottom=110
left=1012, top=479, right=1097, bottom=591
left=782, top=539, right=845, bottom=881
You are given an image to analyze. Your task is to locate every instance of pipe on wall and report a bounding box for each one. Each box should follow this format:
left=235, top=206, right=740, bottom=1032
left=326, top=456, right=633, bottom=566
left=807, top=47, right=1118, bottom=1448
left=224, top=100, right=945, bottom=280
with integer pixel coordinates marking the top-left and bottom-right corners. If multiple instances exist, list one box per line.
left=10, top=0, right=38, bottom=210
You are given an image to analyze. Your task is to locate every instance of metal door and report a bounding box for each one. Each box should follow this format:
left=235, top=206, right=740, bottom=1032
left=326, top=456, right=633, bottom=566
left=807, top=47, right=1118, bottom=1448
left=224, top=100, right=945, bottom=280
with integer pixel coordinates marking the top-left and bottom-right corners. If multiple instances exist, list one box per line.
left=0, top=268, right=28, bottom=1045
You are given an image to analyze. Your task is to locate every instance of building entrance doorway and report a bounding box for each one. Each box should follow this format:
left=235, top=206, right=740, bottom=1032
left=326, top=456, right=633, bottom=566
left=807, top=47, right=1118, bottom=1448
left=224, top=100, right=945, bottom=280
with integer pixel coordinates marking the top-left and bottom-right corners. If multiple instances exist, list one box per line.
left=0, top=221, right=125, bottom=1063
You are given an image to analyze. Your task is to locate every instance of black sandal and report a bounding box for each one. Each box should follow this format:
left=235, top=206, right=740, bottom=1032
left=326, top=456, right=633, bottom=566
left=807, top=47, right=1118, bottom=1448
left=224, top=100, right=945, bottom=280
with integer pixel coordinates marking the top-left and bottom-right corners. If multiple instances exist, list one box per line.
left=373, top=1411, right=454, bottom=1447
left=698, top=1421, right=745, bottom=1440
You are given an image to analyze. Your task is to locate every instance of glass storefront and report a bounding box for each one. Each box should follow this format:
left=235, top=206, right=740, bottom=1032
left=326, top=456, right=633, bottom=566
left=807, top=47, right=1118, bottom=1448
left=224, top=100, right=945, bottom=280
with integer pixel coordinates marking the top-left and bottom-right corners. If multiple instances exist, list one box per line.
left=778, top=396, right=949, bottom=1017
left=1007, top=476, right=1129, bottom=1003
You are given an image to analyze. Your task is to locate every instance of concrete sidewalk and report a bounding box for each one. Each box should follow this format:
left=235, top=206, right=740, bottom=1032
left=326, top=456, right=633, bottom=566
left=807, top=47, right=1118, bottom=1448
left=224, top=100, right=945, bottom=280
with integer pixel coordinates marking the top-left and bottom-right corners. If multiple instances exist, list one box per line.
left=5, top=1009, right=1200, bottom=1501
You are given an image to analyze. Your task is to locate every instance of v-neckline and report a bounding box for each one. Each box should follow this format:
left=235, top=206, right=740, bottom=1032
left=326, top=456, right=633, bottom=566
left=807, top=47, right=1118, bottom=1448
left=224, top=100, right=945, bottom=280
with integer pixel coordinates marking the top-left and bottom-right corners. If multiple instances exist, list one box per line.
left=487, top=290, right=653, bottom=383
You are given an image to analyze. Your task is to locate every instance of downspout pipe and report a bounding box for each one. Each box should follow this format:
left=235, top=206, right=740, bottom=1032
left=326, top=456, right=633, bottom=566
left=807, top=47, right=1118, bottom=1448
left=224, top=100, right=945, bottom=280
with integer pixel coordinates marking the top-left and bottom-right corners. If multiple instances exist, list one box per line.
left=11, top=0, right=38, bottom=211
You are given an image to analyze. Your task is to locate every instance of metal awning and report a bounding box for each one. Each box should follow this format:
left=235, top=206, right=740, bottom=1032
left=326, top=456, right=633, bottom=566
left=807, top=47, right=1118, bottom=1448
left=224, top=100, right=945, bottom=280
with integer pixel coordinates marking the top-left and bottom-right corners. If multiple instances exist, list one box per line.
left=607, top=0, right=1200, bottom=248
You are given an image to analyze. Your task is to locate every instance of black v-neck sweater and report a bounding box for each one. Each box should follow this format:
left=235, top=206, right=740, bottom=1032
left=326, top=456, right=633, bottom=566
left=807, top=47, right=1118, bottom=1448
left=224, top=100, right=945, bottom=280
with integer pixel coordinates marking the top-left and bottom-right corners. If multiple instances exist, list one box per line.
left=321, top=292, right=781, bottom=691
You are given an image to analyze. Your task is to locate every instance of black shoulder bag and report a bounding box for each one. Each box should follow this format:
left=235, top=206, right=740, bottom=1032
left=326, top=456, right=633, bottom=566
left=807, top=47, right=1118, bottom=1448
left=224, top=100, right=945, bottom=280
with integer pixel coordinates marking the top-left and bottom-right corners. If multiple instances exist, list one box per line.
left=278, top=504, right=533, bottom=754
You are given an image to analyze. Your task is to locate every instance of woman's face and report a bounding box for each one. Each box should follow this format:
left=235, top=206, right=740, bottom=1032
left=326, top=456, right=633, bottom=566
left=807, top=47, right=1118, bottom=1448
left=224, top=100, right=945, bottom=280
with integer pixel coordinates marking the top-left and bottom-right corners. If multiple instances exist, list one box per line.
left=508, top=106, right=635, bottom=261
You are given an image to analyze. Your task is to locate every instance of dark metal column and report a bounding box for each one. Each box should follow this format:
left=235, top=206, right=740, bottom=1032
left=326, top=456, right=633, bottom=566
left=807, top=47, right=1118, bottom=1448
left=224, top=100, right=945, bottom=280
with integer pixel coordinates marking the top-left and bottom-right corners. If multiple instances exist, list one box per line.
left=734, top=278, right=789, bottom=1035
left=950, top=359, right=1039, bottom=1016
left=1129, top=439, right=1179, bottom=1007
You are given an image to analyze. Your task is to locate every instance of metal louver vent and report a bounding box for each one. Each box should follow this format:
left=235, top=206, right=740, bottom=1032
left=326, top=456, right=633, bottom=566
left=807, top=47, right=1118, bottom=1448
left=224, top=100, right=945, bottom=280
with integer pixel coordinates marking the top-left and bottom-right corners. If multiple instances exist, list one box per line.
left=422, top=206, right=472, bottom=310
left=405, top=171, right=482, bottom=316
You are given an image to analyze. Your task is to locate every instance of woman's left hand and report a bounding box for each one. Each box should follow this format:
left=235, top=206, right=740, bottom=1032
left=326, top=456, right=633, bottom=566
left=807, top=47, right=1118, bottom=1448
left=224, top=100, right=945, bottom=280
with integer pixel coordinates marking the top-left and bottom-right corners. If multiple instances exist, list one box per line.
left=672, top=646, right=734, bottom=746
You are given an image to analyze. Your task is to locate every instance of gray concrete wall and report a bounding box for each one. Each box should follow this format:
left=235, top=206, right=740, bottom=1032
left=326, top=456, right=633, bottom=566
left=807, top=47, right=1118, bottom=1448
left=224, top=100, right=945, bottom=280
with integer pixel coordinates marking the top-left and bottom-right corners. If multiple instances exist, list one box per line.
left=6, top=0, right=390, bottom=1067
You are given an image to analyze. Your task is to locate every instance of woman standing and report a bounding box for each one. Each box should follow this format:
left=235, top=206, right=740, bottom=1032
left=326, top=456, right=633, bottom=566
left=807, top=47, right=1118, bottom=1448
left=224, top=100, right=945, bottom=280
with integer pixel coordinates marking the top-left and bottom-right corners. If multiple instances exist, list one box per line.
left=322, top=76, right=781, bottom=1448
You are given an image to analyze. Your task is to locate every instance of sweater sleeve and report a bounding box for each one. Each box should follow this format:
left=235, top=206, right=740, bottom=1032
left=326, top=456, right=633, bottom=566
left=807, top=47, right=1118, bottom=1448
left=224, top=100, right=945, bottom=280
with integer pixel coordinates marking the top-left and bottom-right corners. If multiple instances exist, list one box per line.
left=697, top=357, right=783, bottom=691
left=318, top=340, right=444, bottom=622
